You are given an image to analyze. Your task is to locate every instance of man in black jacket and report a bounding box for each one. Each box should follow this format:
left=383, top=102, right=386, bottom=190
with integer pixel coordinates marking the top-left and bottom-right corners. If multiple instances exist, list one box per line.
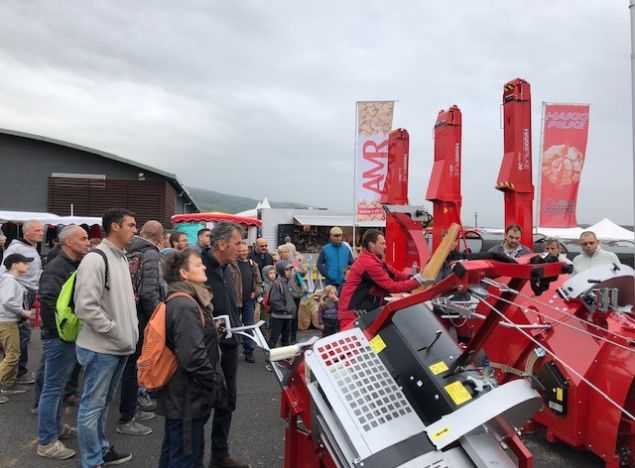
left=36, top=225, right=89, bottom=460
left=117, top=220, right=165, bottom=436
left=248, top=238, right=273, bottom=276
left=201, top=221, right=249, bottom=468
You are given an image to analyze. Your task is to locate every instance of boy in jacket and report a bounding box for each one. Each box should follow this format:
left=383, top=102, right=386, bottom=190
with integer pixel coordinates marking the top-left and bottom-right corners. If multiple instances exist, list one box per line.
left=267, top=261, right=297, bottom=350
left=0, top=254, right=35, bottom=402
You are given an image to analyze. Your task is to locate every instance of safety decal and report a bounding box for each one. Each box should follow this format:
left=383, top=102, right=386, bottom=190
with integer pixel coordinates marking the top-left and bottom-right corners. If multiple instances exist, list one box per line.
left=429, top=361, right=449, bottom=375
left=444, top=381, right=473, bottom=405
left=556, top=387, right=563, bottom=402
left=430, top=426, right=451, bottom=442
left=369, top=335, right=387, bottom=354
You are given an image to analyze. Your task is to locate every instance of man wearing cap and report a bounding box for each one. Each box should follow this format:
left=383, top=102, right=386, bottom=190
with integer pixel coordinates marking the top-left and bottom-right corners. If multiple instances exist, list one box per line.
left=317, top=226, right=354, bottom=287
left=0, top=254, right=35, bottom=402
left=0, top=219, right=44, bottom=385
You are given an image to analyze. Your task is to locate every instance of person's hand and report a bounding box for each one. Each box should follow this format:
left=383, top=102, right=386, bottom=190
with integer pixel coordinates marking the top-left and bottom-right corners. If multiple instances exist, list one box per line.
left=411, top=272, right=434, bottom=285
left=23, top=310, right=35, bottom=320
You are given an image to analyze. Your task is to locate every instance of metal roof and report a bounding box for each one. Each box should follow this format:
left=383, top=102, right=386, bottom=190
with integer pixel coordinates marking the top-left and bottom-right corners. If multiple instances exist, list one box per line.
left=0, top=128, right=200, bottom=212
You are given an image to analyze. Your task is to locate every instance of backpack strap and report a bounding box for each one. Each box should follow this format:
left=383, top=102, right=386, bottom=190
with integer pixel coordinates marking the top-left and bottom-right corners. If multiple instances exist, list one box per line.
left=88, top=249, right=109, bottom=291
left=165, top=292, right=205, bottom=325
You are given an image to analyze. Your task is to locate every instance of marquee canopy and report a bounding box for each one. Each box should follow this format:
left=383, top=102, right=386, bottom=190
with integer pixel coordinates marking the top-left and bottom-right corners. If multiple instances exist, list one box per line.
left=171, top=212, right=261, bottom=227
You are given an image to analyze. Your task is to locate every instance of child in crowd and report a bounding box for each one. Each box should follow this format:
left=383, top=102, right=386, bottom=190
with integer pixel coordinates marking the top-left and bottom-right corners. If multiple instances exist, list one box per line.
left=265, top=261, right=296, bottom=371
left=318, top=285, right=339, bottom=337
left=259, top=265, right=276, bottom=331
left=0, top=254, right=35, bottom=403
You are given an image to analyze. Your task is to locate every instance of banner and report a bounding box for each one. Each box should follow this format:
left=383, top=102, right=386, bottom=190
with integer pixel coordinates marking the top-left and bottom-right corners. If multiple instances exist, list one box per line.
left=355, top=101, right=394, bottom=223
left=539, top=103, right=590, bottom=227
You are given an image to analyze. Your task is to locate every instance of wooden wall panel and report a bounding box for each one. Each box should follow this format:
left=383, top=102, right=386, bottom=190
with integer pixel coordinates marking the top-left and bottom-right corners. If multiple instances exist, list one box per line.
left=48, top=177, right=176, bottom=227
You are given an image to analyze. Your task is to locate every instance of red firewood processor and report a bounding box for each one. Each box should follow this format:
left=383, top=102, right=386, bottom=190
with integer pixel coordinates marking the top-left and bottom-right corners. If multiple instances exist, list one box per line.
left=224, top=79, right=635, bottom=468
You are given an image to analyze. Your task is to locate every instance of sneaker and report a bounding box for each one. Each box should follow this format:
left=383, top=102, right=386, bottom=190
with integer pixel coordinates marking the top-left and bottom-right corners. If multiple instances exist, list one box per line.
left=244, top=352, right=255, bottom=363
left=37, top=440, right=76, bottom=459
left=134, top=410, right=155, bottom=422
left=103, top=445, right=133, bottom=465
left=16, top=372, right=35, bottom=385
left=136, top=392, right=156, bottom=412
left=264, top=363, right=273, bottom=372
left=116, top=419, right=152, bottom=436
left=58, top=423, right=77, bottom=440
left=1, top=384, right=28, bottom=395
left=209, top=456, right=251, bottom=468
left=0, top=394, right=8, bottom=404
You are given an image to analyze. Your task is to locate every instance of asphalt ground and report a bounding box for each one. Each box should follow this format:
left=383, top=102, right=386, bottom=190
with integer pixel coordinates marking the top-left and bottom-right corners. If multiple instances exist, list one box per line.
left=0, top=330, right=603, bottom=468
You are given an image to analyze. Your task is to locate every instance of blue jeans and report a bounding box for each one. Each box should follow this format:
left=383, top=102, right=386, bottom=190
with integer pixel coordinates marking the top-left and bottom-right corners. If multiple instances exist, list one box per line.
left=159, top=417, right=207, bottom=468
left=76, top=346, right=128, bottom=468
left=239, top=299, right=255, bottom=354
left=37, top=339, right=77, bottom=444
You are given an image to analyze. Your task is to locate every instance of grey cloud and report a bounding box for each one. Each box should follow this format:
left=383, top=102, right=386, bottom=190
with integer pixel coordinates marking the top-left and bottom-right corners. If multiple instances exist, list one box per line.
left=0, top=0, right=631, bottom=225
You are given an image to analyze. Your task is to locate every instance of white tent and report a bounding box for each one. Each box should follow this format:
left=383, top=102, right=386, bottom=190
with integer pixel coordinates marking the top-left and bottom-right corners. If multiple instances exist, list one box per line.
left=535, top=226, right=586, bottom=239
left=586, top=218, right=635, bottom=240
left=0, top=210, right=101, bottom=226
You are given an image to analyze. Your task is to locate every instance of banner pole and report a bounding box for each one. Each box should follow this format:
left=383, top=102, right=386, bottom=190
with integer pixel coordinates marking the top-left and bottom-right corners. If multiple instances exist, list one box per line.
left=535, top=101, right=546, bottom=231
left=353, top=101, right=359, bottom=253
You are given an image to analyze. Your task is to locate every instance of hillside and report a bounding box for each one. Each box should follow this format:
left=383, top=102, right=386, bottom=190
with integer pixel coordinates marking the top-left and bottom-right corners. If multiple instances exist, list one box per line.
left=187, top=186, right=310, bottom=213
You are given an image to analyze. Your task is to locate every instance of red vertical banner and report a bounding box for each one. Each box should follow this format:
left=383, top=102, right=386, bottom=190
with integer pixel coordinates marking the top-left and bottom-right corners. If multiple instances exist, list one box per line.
left=539, top=104, right=590, bottom=227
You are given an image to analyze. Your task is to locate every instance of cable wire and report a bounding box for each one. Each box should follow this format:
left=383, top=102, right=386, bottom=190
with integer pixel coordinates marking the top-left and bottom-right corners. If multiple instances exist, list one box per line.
left=476, top=296, right=635, bottom=423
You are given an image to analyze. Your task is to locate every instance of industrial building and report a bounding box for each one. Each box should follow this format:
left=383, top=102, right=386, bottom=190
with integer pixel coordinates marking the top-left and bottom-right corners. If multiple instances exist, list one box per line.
left=0, top=128, right=199, bottom=227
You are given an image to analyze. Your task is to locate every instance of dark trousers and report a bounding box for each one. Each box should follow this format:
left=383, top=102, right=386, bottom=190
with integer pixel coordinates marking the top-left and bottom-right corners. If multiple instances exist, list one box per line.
left=211, top=344, right=238, bottom=462
left=159, top=417, right=207, bottom=468
left=119, top=320, right=145, bottom=423
left=34, top=359, right=81, bottom=407
left=322, top=318, right=339, bottom=337
left=18, top=289, right=37, bottom=377
left=290, top=298, right=300, bottom=343
left=268, top=318, right=292, bottom=349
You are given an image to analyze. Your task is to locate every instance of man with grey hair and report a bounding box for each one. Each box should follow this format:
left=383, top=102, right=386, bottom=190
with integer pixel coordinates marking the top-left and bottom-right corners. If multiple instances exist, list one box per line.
left=202, top=221, right=249, bottom=468
left=573, top=231, right=620, bottom=274
left=117, top=220, right=165, bottom=436
left=36, top=225, right=90, bottom=460
left=0, top=219, right=45, bottom=384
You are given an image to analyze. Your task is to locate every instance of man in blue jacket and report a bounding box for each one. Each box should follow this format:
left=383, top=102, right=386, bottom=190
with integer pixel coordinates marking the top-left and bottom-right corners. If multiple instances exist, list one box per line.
left=317, top=226, right=354, bottom=287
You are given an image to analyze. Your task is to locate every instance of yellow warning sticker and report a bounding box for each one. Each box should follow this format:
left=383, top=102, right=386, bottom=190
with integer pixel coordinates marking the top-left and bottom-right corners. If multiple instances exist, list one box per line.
left=429, top=361, right=449, bottom=375
left=369, top=335, right=387, bottom=354
left=444, top=381, right=473, bottom=405
left=556, top=387, right=563, bottom=402
left=431, top=426, right=451, bottom=441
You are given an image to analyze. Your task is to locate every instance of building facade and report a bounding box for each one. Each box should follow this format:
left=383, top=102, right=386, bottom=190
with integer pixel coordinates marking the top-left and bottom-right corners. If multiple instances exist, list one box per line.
left=0, top=129, right=199, bottom=226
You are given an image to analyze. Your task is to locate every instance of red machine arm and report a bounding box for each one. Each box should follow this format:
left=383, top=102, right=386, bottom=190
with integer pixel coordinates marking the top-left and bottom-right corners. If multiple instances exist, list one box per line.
left=426, top=105, right=463, bottom=250
left=496, top=78, right=534, bottom=249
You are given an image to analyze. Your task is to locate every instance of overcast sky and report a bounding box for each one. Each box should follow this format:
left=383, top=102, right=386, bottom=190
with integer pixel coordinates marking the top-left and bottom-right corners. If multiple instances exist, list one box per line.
left=0, top=1, right=632, bottom=226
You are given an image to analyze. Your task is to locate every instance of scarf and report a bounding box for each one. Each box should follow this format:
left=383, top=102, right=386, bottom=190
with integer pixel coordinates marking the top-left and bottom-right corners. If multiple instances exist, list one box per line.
left=168, top=281, right=214, bottom=313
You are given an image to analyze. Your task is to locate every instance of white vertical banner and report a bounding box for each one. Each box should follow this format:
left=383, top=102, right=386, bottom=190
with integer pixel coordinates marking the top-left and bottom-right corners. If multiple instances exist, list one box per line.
left=355, top=101, right=395, bottom=223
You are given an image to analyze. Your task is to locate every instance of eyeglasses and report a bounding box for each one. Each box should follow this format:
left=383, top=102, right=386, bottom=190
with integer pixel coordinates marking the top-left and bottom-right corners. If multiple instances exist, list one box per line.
left=580, top=241, right=597, bottom=246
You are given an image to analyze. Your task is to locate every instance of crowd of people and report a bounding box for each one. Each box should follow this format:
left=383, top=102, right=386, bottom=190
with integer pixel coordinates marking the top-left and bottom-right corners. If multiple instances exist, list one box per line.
left=0, top=213, right=624, bottom=467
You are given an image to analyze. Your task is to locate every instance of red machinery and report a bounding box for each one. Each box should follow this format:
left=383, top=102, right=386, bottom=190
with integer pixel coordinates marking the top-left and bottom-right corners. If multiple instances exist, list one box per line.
left=495, top=78, right=534, bottom=249
left=426, top=105, right=463, bottom=250
left=381, top=129, right=432, bottom=273
left=260, top=77, right=634, bottom=467
left=431, top=79, right=635, bottom=467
